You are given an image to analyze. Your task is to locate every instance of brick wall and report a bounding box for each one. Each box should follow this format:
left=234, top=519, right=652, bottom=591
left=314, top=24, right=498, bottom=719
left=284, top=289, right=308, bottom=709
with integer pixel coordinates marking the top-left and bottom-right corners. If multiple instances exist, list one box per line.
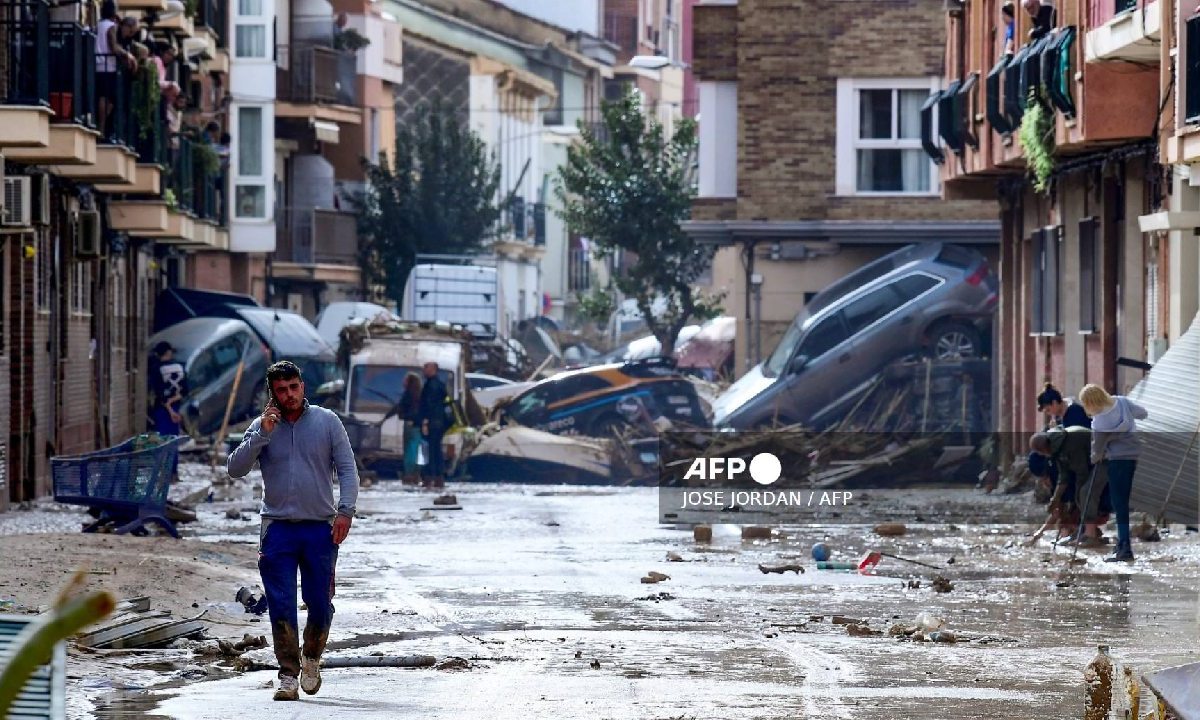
left=188, top=251, right=235, bottom=292
left=723, top=0, right=993, bottom=223
left=692, top=4, right=736, bottom=81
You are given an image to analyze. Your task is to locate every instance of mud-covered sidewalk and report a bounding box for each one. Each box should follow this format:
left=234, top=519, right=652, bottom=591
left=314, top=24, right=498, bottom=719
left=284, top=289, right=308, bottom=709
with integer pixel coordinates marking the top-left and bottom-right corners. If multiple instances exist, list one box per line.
left=8, top=477, right=1190, bottom=719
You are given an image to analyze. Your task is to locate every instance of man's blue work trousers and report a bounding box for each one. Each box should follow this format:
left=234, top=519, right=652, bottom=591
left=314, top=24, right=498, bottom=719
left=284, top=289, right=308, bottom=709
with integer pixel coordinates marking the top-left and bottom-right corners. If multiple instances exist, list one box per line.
left=259, top=519, right=338, bottom=678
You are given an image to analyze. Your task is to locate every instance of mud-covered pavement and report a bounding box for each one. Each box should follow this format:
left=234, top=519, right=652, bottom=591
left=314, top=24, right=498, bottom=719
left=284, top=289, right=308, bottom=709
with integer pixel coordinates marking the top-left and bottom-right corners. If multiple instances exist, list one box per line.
left=53, top=481, right=1197, bottom=719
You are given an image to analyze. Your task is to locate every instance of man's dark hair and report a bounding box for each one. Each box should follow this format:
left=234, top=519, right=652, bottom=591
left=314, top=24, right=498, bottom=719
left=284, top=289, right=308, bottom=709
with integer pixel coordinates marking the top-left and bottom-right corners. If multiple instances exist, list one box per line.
left=153, top=341, right=173, bottom=357
left=267, top=360, right=303, bottom=386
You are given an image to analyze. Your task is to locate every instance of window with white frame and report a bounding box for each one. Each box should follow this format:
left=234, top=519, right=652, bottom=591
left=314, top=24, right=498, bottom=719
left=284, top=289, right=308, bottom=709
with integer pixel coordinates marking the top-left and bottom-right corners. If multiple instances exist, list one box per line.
left=235, top=105, right=268, bottom=219
left=235, top=0, right=268, bottom=58
left=70, top=261, right=92, bottom=316
left=836, top=78, right=940, bottom=196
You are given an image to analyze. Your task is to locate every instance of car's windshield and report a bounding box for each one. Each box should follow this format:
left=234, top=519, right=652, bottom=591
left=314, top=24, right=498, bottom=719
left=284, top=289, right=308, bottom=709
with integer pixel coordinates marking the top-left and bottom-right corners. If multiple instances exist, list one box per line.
left=349, top=365, right=454, bottom=414
left=763, top=318, right=805, bottom=378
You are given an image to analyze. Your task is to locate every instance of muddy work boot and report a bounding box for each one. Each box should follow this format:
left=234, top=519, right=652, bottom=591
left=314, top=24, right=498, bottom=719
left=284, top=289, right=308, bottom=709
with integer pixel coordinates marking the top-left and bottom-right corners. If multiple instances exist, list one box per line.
left=300, top=655, right=322, bottom=695
left=273, top=676, right=300, bottom=701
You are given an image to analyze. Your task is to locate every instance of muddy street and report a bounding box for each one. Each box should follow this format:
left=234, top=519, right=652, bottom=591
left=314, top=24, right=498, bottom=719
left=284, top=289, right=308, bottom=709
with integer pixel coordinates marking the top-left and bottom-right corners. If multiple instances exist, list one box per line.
left=52, top=482, right=1200, bottom=719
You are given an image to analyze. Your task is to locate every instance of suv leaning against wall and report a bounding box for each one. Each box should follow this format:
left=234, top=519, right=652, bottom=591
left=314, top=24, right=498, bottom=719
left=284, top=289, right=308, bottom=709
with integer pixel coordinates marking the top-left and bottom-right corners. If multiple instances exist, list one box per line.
left=713, top=242, right=998, bottom=430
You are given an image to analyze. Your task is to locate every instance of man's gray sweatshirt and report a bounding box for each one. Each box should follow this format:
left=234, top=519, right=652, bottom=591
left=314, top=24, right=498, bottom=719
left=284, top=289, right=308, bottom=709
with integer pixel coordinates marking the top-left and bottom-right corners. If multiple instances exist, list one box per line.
left=227, top=402, right=358, bottom=521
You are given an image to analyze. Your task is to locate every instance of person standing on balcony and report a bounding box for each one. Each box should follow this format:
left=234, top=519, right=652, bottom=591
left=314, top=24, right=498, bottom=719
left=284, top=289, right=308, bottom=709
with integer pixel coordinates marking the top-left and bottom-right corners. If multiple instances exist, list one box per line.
left=1022, top=0, right=1055, bottom=39
left=152, top=41, right=182, bottom=96
left=1002, top=1, right=1016, bottom=55
left=165, top=91, right=187, bottom=150
left=95, top=1, right=137, bottom=139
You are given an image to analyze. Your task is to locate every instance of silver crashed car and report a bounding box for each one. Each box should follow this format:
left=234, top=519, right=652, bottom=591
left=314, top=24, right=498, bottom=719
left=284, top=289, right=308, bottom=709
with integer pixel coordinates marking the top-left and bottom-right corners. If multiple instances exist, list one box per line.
left=713, top=242, right=998, bottom=430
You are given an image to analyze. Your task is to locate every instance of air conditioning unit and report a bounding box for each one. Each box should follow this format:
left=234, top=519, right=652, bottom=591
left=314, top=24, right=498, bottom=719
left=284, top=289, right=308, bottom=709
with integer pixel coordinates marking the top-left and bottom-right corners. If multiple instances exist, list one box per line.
left=75, top=209, right=103, bottom=259
left=31, top=172, right=50, bottom=225
left=2, top=177, right=32, bottom=227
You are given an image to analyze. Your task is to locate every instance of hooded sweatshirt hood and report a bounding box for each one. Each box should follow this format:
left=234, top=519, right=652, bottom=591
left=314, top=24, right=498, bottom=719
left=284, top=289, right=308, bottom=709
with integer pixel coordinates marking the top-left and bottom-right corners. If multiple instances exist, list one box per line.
left=1090, top=396, right=1137, bottom=435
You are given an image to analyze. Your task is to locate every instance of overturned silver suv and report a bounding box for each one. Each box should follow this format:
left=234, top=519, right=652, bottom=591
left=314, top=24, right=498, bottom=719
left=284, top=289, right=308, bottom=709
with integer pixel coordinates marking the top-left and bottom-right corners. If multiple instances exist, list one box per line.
left=713, top=242, right=998, bottom=430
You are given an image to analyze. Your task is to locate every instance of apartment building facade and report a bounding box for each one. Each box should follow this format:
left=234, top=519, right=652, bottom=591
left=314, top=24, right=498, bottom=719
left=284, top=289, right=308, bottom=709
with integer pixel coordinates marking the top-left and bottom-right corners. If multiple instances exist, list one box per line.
left=930, top=0, right=1172, bottom=451
left=0, top=0, right=233, bottom=509
left=684, top=0, right=999, bottom=378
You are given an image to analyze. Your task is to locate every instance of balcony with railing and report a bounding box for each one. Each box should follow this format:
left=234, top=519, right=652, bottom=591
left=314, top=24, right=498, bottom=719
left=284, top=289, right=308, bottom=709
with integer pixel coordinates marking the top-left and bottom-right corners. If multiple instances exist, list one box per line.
left=937, top=0, right=1160, bottom=194
left=1168, top=13, right=1200, bottom=165
left=276, top=42, right=357, bottom=107
left=4, top=8, right=109, bottom=163
left=275, top=207, right=359, bottom=267
left=1087, top=0, right=1161, bottom=63
left=196, top=0, right=227, bottom=47
left=0, top=1, right=62, bottom=148
left=497, top=196, right=546, bottom=247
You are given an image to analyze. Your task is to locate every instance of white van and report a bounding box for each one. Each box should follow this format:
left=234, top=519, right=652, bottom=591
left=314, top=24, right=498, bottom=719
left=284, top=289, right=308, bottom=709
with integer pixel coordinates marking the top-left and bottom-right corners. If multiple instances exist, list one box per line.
left=402, top=264, right=502, bottom=339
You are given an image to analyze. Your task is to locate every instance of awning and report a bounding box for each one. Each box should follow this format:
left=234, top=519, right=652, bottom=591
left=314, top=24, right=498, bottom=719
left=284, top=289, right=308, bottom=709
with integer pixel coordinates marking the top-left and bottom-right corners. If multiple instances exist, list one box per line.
left=312, top=120, right=339, bottom=145
left=1128, top=313, right=1200, bottom=524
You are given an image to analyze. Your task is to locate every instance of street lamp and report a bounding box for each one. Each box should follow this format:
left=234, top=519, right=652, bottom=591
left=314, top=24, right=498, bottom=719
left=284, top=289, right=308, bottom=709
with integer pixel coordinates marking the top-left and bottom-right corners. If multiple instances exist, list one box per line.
left=629, top=55, right=672, bottom=70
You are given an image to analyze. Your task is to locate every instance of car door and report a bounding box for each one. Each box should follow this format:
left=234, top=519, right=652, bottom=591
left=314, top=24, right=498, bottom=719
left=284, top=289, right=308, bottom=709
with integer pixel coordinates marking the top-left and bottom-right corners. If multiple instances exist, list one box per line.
left=774, top=310, right=853, bottom=423
left=841, top=282, right=909, bottom=375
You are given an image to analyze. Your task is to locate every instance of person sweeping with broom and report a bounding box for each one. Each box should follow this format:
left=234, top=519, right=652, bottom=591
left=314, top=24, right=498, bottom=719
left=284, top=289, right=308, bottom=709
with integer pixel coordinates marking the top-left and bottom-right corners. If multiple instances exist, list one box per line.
left=1079, top=384, right=1147, bottom=563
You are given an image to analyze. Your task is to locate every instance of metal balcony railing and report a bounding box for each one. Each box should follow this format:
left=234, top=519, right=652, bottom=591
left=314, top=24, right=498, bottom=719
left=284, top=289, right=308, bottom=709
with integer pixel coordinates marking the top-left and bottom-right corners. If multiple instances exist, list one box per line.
left=275, top=207, right=359, bottom=265
left=277, top=43, right=356, bottom=106
left=499, top=197, right=546, bottom=245
left=171, top=136, right=196, bottom=213
left=197, top=0, right=227, bottom=46
left=1, top=0, right=50, bottom=106
left=47, top=22, right=96, bottom=127
left=190, top=142, right=222, bottom=223
left=568, top=248, right=592, bottom=293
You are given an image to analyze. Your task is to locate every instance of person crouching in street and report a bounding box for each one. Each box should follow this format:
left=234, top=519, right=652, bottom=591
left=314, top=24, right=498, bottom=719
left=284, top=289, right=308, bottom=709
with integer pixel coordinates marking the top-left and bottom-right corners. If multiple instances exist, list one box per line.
left=227, top=360, right=359, bottom=701
left=1079, top=383, right=1147, bottom=563
left=1030, top=426, right=1107, bottom=547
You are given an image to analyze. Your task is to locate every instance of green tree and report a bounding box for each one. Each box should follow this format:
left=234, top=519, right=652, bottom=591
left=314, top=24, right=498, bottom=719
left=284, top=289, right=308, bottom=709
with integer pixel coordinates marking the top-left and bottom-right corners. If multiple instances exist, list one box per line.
left=555, top=91, right=721, bottom=356
left=357, top=104, right=502, bottom=307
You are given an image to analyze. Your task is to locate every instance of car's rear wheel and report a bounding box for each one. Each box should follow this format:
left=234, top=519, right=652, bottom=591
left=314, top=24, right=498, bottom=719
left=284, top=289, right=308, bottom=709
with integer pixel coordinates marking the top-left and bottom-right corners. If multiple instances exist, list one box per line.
left=929, top=321, right=983, bottom=360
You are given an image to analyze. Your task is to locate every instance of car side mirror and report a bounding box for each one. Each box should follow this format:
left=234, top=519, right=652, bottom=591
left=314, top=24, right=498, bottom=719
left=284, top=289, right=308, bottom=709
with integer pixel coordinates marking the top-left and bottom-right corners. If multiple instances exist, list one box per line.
left=789, top=355, right=810, bottom=375
left=316, top=379, right=345, bottom=397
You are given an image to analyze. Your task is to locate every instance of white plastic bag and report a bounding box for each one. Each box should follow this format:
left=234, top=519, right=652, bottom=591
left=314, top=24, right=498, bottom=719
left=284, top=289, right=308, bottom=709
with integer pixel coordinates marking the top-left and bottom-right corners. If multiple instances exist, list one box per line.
left=417, top=439, right=429, bottom=466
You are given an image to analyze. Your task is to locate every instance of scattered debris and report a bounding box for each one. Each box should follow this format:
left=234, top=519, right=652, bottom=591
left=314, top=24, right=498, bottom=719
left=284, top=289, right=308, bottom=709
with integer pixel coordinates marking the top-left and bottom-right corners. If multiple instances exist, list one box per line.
left=234, top=633, right=268, bottom=651
left=693, top=525, right=713, bottom=543
left=666, top=551, right=685, bottom=562
left=1133, top=516, right=1163, bottom=543
left=1085, top=646, right=1137, bottom=720
left=432, top=494, right=458, bottom=506
left=873, top=522, right=907, bottom=537
left=589, top=659, right=602, bottom=670
left=1142, top=660, right=1200, bottom=720
left=931, top=576, right=955, bottom=593
left=574, top=650, right=582, bottom=659
left=811, top=542, right=830, bottom=561
left=235, top=587, right=268, bottom=615
left=846, top=623, right=882, bottom=637
left=741, top=526, right=773, bottom=540
left=757, top=563, right=804, bottom=575
left=635, top=592, right=675, bottom=602
left=640, top=571, right=670, bottom=584
left=928, top=630, right=957, bottom=644
left=225, top=508, right=242, bottom=520
left=435, top=657, right=473, bottom=671
left=906, top=580, right=922, bottom=589
left=321, top=655, right=437, bottom=669
left=830, top=615, right=862, bottom=626
left=76, top=598, right=207, bottom=650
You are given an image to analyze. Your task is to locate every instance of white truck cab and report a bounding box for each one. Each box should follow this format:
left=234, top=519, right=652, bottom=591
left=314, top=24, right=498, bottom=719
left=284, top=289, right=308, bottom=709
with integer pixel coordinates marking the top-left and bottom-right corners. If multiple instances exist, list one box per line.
left=343, top=325, right=470, bottom=469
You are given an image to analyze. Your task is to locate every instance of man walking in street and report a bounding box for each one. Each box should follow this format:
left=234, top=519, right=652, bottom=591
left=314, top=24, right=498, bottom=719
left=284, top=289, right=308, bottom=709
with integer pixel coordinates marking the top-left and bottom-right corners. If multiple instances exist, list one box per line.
left=418, top=361, right=450, bottom=488
left=227, top=361, right=358, bottom=702
left=149, top=341, right=187, bottom=435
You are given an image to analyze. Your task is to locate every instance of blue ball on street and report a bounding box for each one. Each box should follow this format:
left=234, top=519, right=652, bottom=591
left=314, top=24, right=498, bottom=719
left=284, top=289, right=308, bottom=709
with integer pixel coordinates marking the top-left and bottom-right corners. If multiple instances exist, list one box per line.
left=811, top=543, right=830, bottom=562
